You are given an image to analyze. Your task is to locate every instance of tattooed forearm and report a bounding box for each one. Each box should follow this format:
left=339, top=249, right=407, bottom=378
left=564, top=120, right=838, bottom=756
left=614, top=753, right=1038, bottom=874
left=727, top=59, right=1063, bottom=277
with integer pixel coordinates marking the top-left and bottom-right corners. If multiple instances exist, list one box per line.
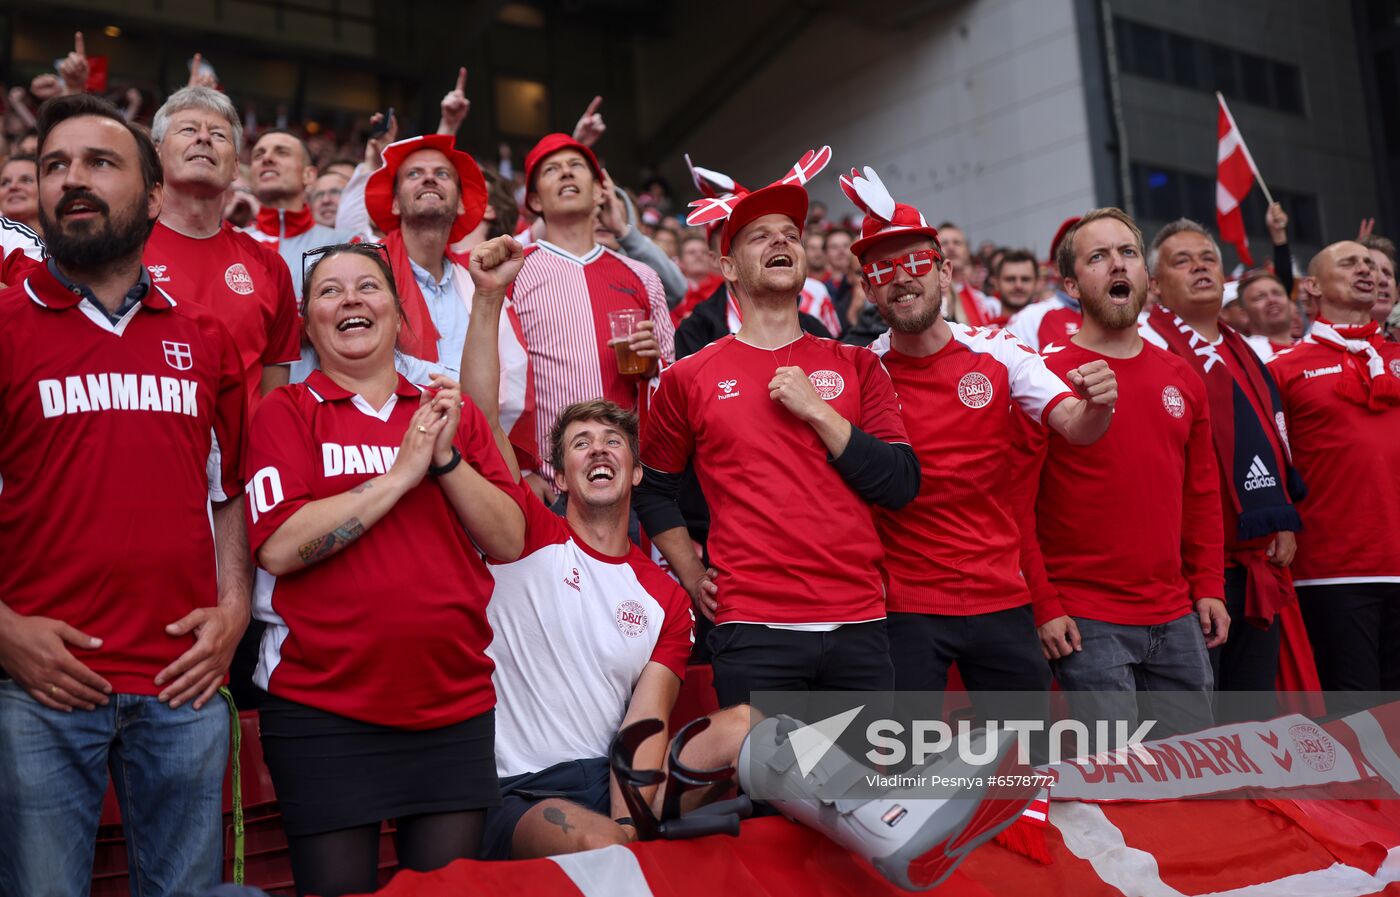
left=543, top=806, right=574, bottom=833
left=350, top=480, right=373, bottom=494
left=297, top=518, right=366, bottom=564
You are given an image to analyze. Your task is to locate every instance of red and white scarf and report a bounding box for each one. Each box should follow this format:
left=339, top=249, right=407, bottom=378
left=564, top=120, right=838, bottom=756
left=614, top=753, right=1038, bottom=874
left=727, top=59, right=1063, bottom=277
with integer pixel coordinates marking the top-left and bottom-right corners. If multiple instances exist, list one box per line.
left=1309, top=319, right=1400, bottom=411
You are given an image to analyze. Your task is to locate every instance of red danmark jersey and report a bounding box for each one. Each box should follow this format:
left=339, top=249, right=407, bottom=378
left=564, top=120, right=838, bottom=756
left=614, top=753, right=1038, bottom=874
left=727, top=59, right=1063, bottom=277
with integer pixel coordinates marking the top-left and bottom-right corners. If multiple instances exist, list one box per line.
left=870, top=324, right=1073, bottom=615
left=0, top=265, right=247, bottom=694
left=487, top=491, right=693, bottom=776
left=1019, top=340, right=1224, bottom=626
left=1268, top=337, right=1400, bottom=585
left=145, top=221, right=301, bottom=407
left=643, top=333, right=910, bottom=624
left=245, top=371, right=520, bottom=729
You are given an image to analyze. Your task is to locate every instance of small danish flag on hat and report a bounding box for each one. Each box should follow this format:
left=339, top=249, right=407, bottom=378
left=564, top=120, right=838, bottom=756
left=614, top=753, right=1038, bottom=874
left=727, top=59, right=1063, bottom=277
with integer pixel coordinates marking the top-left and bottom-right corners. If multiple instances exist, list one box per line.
left=840, top=166, right=941, bottom=259
left=684, top=147, right=832, bottom=254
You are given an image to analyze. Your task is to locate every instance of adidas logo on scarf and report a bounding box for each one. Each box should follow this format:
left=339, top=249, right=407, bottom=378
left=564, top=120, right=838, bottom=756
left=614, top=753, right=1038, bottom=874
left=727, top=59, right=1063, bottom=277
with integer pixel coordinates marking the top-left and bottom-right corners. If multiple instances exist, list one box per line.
left=1243, top=454, right=1277, bottom=492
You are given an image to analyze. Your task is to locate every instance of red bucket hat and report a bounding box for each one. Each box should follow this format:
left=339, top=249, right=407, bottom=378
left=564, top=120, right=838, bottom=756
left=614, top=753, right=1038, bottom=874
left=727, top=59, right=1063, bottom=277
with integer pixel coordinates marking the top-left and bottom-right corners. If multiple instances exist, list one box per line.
left=365, top=134, right=488, bottom=243
left=839, top=166, right=941, bottom=260
left=523, top=133, right=603, bottom=192
left=685, top=147, right=832, bottom=256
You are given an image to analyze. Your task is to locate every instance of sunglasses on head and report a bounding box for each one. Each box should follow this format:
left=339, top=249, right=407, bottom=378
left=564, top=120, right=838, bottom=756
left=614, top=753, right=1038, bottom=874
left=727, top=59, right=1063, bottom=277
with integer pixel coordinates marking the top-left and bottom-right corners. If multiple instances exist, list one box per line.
left=862, top=248, right=942, bottom=286
left=301, top=241, right=391, bottom=284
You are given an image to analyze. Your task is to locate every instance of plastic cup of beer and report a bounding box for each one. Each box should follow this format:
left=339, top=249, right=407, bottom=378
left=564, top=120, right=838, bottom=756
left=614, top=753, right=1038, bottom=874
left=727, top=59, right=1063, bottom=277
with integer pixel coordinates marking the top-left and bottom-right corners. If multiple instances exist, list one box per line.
left=608, top=309, right=648, bottom=375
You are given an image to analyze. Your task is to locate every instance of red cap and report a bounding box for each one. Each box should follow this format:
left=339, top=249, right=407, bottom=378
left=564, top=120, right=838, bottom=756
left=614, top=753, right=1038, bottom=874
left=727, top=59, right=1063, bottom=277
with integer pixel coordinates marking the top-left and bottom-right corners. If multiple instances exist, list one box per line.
left=524, top=133, right=603, bottom=192
left=718, top=184, right=808, bottom=256
left=850, top=204, right=940, bottom=259
left=1048, top=216, right=1082, bottom=265
left=365, top=134, right=488, bottom=243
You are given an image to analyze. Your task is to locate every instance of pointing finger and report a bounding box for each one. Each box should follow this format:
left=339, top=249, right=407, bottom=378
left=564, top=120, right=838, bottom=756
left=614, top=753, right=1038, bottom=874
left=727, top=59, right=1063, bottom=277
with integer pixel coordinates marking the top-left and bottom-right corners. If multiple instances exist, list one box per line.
left=455, top=66, right=467, bottom=94
left=74, top=31, right=85, bottom=57
left=583, top=95, right=602, bottom=118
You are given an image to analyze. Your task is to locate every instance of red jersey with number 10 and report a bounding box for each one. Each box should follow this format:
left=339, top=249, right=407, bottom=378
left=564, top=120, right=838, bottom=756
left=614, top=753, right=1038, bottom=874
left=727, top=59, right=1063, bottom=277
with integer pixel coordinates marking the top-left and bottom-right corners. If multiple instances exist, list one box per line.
left=643, top=333, right=909, bottom=625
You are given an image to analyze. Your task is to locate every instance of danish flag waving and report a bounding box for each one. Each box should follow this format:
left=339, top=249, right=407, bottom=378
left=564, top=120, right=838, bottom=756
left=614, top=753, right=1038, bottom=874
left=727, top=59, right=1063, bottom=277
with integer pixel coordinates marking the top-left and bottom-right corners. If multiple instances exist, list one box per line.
left=1216, top=93, right=1260, bottom=267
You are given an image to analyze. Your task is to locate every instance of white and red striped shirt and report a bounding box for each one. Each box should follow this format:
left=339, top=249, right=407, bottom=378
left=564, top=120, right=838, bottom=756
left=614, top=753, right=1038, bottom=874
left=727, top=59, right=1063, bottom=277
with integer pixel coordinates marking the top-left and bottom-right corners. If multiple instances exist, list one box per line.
left=508, top=240, right=674, bottom=477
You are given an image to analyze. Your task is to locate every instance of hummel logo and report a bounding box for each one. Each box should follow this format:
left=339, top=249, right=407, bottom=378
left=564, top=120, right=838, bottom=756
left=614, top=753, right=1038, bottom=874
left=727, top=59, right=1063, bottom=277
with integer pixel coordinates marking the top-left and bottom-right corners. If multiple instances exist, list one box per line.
left=1243, top=454, right=1277, bottom=492
left=717, top=378, right=741, bottom=400
left=564, top=567, right=581, bottom=592
left=1303, top=364, right=1342, bottom=379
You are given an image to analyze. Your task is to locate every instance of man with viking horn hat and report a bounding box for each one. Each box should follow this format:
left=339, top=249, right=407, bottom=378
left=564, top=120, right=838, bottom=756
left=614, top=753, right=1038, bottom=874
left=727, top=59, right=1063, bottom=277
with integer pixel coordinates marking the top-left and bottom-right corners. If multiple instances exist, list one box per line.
left=839, top=166, right=1117, bottom=709
left=634, top=147, right=920, bottom=705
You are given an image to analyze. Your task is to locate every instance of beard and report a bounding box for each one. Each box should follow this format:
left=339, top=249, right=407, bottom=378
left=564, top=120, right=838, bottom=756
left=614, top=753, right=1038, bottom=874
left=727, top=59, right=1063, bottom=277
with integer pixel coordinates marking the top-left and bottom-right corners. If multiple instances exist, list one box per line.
left=39, top=190, right=153, bottom=271
left=878, top=287, right=943, bottom=333
left=1082, top=283, right=1146, bottom=330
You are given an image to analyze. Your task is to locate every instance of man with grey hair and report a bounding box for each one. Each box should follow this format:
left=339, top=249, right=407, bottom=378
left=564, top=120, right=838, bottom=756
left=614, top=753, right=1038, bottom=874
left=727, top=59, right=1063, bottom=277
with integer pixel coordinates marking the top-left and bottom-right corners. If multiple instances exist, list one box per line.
left=145, top=86, right=301, bottom=407
left=1139, top=218, right=1304, bottom=710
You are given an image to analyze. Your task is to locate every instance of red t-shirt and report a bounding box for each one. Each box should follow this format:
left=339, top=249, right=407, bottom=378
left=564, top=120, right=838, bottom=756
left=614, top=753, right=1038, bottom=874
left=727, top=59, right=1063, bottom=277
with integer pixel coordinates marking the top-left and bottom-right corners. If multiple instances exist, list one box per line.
left=1268, top=336, right=1400, bottom=584
left=1020, top=340, right=1224, bottom=626
left=145, top=221, right=301, bottom=407
left=0, top=265, right=247, bottom=694
left=1007, top=297, right=1082, bottom=354
left=244, top=370, right=520, bottom=729
left=870, top=325, right=1073, bottom=615
left=642, top=332, right=910, bottom=624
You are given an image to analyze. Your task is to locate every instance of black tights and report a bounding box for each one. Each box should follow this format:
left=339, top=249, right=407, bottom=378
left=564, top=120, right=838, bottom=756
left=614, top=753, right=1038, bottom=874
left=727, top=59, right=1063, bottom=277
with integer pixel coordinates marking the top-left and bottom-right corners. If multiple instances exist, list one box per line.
left=287, top=810, right=486, bottom=897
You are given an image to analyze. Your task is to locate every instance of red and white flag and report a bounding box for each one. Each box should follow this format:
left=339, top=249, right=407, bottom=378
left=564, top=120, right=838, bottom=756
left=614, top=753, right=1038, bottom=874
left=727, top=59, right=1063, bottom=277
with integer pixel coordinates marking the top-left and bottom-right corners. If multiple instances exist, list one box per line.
left=1216, top=93, right=1260, bottom=267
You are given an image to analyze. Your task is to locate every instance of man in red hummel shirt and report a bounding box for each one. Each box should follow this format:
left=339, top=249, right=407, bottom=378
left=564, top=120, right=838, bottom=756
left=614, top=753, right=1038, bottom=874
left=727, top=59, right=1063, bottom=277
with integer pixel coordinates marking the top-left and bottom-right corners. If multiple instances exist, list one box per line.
left=147, top=86, right=300, bottom=405
left=635, top=163, right=920, bottom=707
left=839, top=165, right=1117, bottom=700
left=1020, top=207, right=1228, bottom=735
left=1270, top=241, right=1400, bottom=694
left=0, top=93, right=249, bottom=897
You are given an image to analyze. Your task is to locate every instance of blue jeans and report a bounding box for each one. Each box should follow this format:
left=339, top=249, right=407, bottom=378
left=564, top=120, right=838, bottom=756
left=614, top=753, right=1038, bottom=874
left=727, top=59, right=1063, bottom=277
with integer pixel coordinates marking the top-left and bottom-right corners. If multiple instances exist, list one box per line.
left=1051, top=612, right=1215, bottom=737
left=0, top=681, right=229, bottom=897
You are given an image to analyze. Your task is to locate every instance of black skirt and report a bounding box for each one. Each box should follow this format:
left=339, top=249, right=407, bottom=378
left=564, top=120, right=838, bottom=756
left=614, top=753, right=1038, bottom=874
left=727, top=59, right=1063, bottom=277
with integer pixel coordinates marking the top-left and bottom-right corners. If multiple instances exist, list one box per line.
left=257, top=695, right=500, bottom=836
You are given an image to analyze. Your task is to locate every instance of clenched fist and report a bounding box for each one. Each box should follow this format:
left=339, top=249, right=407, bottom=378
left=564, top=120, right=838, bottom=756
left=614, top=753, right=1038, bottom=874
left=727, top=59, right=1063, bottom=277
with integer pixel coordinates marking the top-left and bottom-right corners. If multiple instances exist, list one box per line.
left=1065, top=359, right=1117, bottom=409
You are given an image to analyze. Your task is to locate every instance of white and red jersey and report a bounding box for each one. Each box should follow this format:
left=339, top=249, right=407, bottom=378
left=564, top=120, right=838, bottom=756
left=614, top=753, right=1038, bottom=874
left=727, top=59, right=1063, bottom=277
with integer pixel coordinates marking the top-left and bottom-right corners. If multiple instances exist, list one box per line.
left=643, top=333, right=910, bottom=625
left=508, top=240, right=675, bottom=478
left=486, top=492, right=693, bottom=777
left=0, top=216, right=43, bottom=285
left=0, top=264, right=246, bottom=694
left=245, top=370, right=520, bottom=729
left=869, top=324, right=1072, bottom=615
left=1268, top=335, right=1400, bottom=585
left=1007, top=293, right=1082, bottom=353
left=1020, top=341, right=1224, bottom=626
left=799, top=277, right=841, bottom=336
left=145, top=221, right=300, bottom=408
left=1245, top=334, right=1294, bottom=363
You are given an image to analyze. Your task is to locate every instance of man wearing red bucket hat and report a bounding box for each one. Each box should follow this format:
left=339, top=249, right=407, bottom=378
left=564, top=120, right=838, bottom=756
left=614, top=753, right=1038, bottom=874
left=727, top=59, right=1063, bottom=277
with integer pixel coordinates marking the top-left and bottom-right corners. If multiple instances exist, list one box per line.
left=839, top=166, right=1116, bottom=705
left=506, top=132, right=673, bottom=500
left=350, top=132, right=539, bottom=470
left=635, top=148, right=920, bottom=706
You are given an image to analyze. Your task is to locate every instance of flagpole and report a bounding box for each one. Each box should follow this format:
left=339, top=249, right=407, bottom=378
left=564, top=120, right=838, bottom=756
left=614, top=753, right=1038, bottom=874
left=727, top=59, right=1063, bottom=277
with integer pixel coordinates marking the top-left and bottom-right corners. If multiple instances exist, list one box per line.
left=1217, top=92, right=1276, bottom=207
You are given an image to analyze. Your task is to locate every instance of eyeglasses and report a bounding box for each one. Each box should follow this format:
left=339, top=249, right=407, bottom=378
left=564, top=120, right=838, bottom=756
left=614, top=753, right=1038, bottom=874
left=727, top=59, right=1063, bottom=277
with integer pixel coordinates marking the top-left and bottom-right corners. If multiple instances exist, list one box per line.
left=862, top=248, right=942, bottom=286
left=301, top=241, right=390, bottom=285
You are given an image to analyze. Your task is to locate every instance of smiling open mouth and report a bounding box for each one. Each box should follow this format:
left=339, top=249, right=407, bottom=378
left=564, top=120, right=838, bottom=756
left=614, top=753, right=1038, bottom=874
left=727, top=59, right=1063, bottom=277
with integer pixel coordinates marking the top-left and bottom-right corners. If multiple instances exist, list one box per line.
left=337, top=317, right=372, bottom=332
left=587, top=464, right=615, bottom=482
left=766, top=254, right=793, bottom=268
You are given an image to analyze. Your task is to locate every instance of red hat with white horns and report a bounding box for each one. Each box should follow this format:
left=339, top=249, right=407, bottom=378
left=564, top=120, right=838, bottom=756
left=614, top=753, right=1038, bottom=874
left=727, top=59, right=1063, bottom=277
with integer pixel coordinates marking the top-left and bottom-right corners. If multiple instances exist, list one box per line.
left=840, top=166, right=941, bottom=259
left=684, top=147, right=832, bottom=255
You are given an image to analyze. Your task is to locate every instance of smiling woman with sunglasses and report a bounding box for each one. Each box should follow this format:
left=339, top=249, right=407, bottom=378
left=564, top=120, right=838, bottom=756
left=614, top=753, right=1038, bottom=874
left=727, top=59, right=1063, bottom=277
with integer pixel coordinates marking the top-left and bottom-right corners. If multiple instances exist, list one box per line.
left=242, top=241, right=526, bottom=897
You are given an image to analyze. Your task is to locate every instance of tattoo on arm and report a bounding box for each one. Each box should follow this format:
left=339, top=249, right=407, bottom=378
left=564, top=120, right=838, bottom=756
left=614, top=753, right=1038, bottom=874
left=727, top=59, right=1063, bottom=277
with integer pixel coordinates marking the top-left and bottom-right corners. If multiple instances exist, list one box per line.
left=350, top=480, right=373, bottom=494
left=296, top=518, right=366, bottom=564
left=543, top=806, right=575, bottom=834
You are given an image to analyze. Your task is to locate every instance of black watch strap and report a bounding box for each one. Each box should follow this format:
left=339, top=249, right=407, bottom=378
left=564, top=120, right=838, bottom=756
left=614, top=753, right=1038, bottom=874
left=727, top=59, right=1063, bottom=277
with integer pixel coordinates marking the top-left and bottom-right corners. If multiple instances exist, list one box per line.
left=429, top=446, right=463, bottom=477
